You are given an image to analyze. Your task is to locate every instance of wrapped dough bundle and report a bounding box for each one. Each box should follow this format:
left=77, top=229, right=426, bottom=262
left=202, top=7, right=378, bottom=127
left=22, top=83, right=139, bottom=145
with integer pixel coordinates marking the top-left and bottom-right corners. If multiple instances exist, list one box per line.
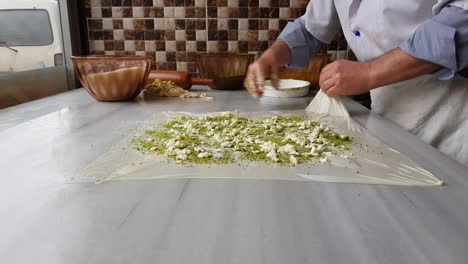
left=306, top=90, right=362, bottom=132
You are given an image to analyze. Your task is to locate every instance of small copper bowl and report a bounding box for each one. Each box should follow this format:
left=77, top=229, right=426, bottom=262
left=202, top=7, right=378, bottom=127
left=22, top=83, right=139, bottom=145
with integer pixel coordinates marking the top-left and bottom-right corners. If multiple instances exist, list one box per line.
left=195, top=53, right=256, bottom=90
left=71, top=56, right=152, bottom=101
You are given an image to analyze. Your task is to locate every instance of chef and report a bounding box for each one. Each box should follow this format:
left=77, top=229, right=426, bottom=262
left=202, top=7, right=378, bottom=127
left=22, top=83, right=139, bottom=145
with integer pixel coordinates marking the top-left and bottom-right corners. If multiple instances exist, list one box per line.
left=245, top=0, right=468, bottom=166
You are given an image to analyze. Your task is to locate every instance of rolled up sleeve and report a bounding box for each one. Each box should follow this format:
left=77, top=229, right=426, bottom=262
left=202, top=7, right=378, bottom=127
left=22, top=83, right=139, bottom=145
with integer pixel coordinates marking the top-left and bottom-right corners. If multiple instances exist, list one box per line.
left=400, top=5, right=468, bottom=80
left=278, top=19, right=325, bottom=68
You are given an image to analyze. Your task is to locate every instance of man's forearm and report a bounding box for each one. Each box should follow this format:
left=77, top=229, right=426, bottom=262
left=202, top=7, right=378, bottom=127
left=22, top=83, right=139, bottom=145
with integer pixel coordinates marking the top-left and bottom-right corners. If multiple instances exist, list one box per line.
left=258, top=39, right=292, bottom=67
left=367, top=48, right=441, bottom=90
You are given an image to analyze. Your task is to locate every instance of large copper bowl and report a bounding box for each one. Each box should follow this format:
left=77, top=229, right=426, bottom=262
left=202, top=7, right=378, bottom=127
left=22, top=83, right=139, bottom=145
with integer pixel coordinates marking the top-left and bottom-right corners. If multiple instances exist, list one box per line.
left=195, top=53, right=255, bottom=90
left=71, top=56, right=152, bottom=101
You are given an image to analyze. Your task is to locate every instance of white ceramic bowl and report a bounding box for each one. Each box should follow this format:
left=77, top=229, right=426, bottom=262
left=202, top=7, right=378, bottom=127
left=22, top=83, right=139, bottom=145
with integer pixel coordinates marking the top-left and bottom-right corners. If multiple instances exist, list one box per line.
left=263, top=79, right=310, bottom=98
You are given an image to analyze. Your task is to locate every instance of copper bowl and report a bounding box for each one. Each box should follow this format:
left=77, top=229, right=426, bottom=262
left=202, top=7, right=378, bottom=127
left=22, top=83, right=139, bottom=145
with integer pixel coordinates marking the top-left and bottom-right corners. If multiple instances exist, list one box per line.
left=195, top=53, right=255, bottom=90
left=71, top=56, right=152, bottom=101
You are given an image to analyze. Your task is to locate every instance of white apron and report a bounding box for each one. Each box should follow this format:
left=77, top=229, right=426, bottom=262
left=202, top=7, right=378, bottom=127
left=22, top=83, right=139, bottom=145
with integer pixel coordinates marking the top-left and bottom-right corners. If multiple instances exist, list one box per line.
left=301, top=0, right=468, bottom=165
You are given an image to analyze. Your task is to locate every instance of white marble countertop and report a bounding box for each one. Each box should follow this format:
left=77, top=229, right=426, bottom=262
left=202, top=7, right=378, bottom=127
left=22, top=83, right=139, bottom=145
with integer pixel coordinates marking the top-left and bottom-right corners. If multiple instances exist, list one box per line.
left=0, top=87, right=467, bottom=264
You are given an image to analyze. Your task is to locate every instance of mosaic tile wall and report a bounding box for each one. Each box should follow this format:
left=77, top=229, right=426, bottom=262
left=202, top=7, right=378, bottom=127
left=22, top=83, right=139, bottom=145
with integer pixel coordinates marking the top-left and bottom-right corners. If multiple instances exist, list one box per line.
left=84, top=0, right=348, bottom=73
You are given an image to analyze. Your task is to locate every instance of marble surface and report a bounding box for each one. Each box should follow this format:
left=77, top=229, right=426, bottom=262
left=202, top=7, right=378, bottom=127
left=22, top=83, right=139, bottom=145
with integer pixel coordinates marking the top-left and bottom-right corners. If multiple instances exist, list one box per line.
left=0, top=87, right=467, bottom=264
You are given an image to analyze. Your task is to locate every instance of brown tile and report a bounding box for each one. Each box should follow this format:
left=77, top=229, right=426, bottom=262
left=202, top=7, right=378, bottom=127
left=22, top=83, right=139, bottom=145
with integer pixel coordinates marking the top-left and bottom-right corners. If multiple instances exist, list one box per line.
left=196, top=19, right=206, bottom=30
left=135, top=40, right=145, bottom=51
left=167, top=62, right=177, bottom=70
left=88, top=19, right=103, bottom=30
left=185, top=0, right=195, bottom=6
left=207, top=7, right=217, bottom=17
left=259, top=41, right=268, bottom=51
left=103, top=30, right=114, bottom=40
left=132, top=0, right=143, bottom=5
left=104, top=40, right=114, bottom=50
left=186, top=52, right=196, bottom=61
left=144, top=30, right=155, bottom=39
left=176, top=51, right=186, bottom=61
left=270, top=0, right=279, bottom=6
left=154, top=7, right=164, bottom=17
left=111, top=0, right=120, bottom=5
left=144, top=7, right=154, bottom=17
left=166, top=52, right=176, bottom=61
left=164, top=0, right=175, bottom=5
left=258, top=19, right=268, bottom=30
left=248, top=31, right=258, bottom=41
left=279, top=0, right=289, bottom=7
left=207, top=20, right=217, bottom=30
left=195, top=7, right=206, bottom=18
left=122, top=7, right=133, bottom=17
left=248, top=8, right=258, bottom=18
left=156, top=41, right=166, bottom=51
left=218, top=41, right=228, bottom=52
left=239, top=0, right=248, bottom=6
left=125, top=51, right=136, bottom=55
left=217, top=30, right=228, bottom=40
left=248, top=20, right=258, bottom=30
left=102, top=7, right=112, bottom=17
left=156, top=62, right=167, bottom=70
left=123, top=0, right=132, bottom=6
left=207, top=0, right=217, bottom=6
left=269, top=8, right=279, bottom=18
left=248, top=0, right=259, bottom=7
left=268, top=30, right=278, bottom=40
left=102, top=0, right=112, bottom=6
left=145, top=19, right=154, bottom=29
left=133, top=19, right=145, bottom=30
left=238, top=7, right=248, bottom=18
left=185, top=7, right=195, bottom=18
left=175, top=19, right=185, bottom=29
left=290, top=8, right=301, bottom=18
left=114, top=40, right=125, bottom=50
left=187, top=62, right=197, bottom=73
left=186, top=19, right=196, bottom=30
left=175, top=0, right=184, bottom=6
left=143, top=0, right=153, bottom=6
left=228, top=7, right=239, bottom=18
left=228, top=30, right=238, bottom=40
left=176, top=41, right=186, bottom=51
left=165, top=30, right=176, bottom=40
left=196, top=41, right=206, bottom=51
left=186, top=30, right=196, bottom=40
left=208, top=30, right=217, bottom=41
left=238, top=41, right=248, bottom=52
left=145, top=51, right=156, bottom=61
left=248, top=41, right=258, bottom=51
left=279, top=19, right=289, bottom=30
left=95, top=30, right=106, bottom=40
left=217, top=0, right=228, bottom=6
left=135, top=30, right=145, bottom=40
left=113, top=19, right=123, bottom=29
left=124, top=31, right=137, bottom=40
left=155, top=30, right=166, bottom=40
left=259, top=8, right=269, bottom=18
left=228, top=19, right=238, bottom=30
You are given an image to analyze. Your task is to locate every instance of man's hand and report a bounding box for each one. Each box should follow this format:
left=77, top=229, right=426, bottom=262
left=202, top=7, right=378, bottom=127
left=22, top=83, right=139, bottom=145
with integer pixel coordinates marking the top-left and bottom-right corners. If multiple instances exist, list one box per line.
left=319, top=49, right=441, bottom=98
left=244, top=59, right=280, bottom=98
left=244, top=39, right=291, bottom=98
left=319, top=59, right=374, bottom=97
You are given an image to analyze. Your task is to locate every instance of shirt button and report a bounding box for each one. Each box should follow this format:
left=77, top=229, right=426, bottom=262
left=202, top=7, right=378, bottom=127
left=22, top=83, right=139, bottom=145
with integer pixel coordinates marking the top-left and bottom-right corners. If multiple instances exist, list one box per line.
left=354, top=31, right=361, bottom=37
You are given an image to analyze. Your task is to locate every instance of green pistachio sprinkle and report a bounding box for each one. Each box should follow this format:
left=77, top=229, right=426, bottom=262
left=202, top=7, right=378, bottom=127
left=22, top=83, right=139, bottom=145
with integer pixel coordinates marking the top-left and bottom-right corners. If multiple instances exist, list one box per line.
left=133, top=112, right=352, bottom=165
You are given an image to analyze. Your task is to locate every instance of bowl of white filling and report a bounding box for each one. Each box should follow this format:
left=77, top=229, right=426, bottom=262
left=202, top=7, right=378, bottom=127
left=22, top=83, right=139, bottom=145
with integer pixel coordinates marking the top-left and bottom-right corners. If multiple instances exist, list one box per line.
left=263, top=79, right=310, bottom=98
